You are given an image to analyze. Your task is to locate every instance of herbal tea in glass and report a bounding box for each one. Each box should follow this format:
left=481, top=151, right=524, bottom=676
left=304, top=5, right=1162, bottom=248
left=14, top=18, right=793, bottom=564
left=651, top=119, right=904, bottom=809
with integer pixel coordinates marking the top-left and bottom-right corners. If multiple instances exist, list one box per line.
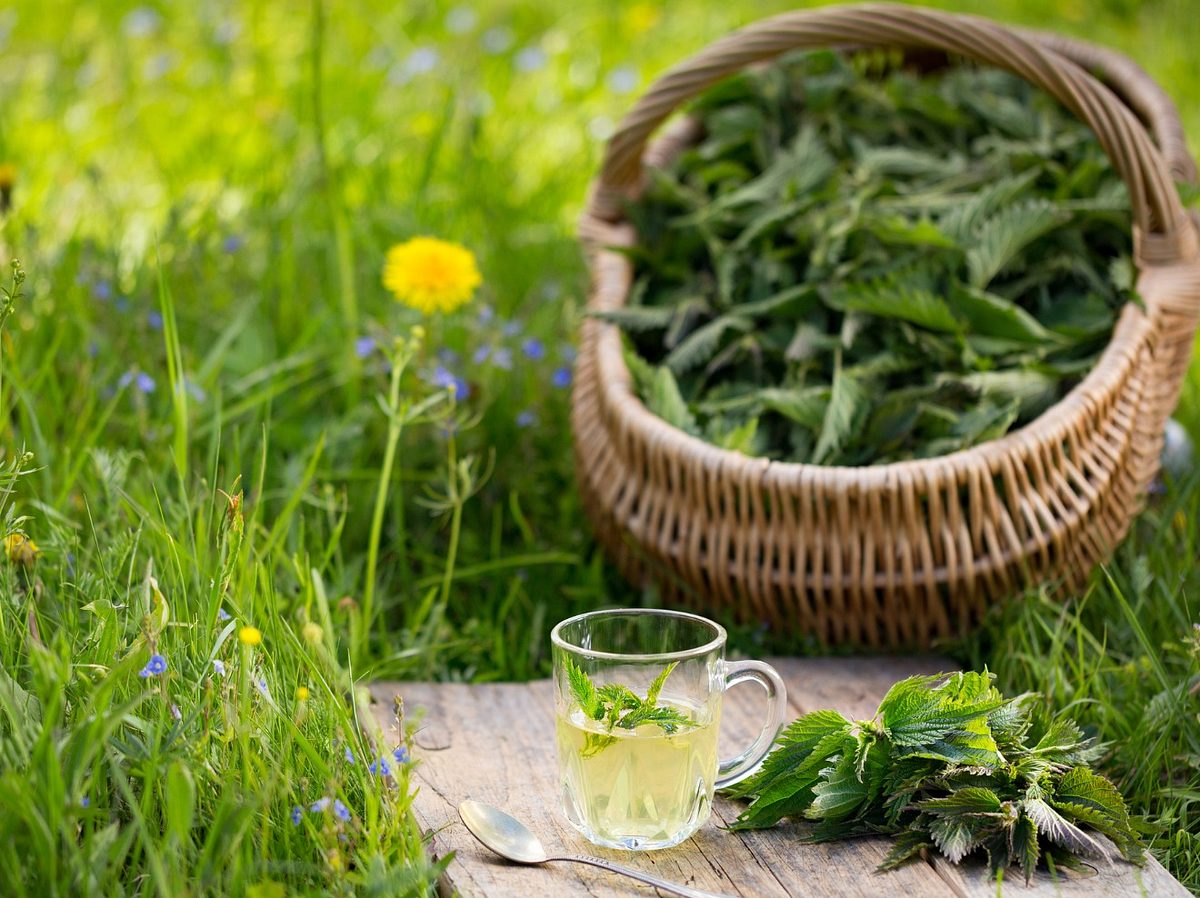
left=551, top=609, right=787, bottom=850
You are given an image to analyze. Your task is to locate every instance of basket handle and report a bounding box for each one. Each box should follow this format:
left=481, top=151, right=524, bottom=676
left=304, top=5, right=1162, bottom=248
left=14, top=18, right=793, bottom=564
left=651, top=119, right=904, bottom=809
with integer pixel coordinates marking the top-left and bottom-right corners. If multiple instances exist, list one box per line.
left=587, top=2, right=1196, bottom=266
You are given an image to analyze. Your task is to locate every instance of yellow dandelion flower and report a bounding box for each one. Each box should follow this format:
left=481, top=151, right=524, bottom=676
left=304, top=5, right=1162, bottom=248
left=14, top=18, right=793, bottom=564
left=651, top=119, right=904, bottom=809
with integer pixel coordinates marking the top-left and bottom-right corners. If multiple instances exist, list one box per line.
left=238, top=626, right=263, bottom=646
left=0, top=162, right=15, bottom=189
left=383, top=237, right=480, bottom=315
left=295, top=686, right=310, bottom=701
left=625, top=2, right=660, bottom=33
left=302, top=621, right=323, bottom=645
left=5, top=533, right=38, bottom=567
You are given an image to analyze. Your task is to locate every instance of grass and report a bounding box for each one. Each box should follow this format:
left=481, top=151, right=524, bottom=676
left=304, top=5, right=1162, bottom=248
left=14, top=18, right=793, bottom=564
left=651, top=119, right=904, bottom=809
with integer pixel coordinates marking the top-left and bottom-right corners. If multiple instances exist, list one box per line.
left=0, top=0, right=1198, bottom=893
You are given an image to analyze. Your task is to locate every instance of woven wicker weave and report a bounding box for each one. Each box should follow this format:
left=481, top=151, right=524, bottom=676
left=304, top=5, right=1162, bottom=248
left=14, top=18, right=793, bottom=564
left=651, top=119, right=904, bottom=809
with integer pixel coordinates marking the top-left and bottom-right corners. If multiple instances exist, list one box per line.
left=572, top=3, right=1200, bottom=648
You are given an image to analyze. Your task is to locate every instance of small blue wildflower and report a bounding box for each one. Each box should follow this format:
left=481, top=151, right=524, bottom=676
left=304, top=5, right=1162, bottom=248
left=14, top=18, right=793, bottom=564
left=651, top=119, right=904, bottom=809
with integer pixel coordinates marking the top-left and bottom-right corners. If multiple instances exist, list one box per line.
left=123, top=7, right=161, bottom=37
left=333, top=799, right=351, bottom=822
left=478, top=303, right=495, bottom=324
left=368, top=756, right=392, bottom=777
left=492, top=347, right=513, bottom=370
left=256, top=677, right=271, bottom=699
left=437, top=348, right=460, bottom=365
left=144, top=52, right=175, bottom=80
left=185, top=378, right=207, bottom=401
left=355, top=336, right=376, bottom=359
left=552, top=367, right=571, bottom=389
left=310, top=797, right=330, bottom=813
left=213, top=18, right=240, bottom=46
left=406, top=46, right=440, bottom=74
left=92, top=280, right=113, bottom=301
left=148, top=310, right=163, bottom=330
left=502, top=320, right=522, bottom=338
left=482, top=26, right=514, bottom=54
left=471, top=345, right=491, bottom=365
left=171, top=704, right=182, bottom=721
left=429, top=365, right=469, bottom=400
left=393, top=745, right=410, bottom=765
left=515, top=46, right=547, bottom=73
left=212, top=659, right=226, bottom=677
left=139, top=653, right=167, bottom=678
left=217, top=607, right=231, bottom=621
left=81, top=796, right=90, bottom=808
left=521, top=338, right=546, bottom=361
left=291, top=805, right=302, bottom=825
left=344, top=745, right=355, bottom=763
left=135, top=372, right=156, bottom=394
left=115, top=296, right=131, bottom=313
left=115, top=369, right=135, bottom=391
left=222, top=235, right=243, bottom=254
left=516, top=410, right=537, bottom=428
left=607, top=65, right=639, bottom=95
left=445, top=6, right=477, bottom=33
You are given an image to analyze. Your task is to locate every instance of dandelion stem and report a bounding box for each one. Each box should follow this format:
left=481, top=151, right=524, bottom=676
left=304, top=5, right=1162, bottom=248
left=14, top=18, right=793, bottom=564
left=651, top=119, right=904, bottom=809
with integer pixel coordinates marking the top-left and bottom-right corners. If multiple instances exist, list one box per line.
left=362, top=347, right=406, bottom=659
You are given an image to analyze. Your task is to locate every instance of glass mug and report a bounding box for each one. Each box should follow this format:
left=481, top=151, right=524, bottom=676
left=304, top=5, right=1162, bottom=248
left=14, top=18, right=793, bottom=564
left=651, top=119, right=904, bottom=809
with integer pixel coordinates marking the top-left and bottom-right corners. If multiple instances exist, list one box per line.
left=551, top=609, right=787, bottom=850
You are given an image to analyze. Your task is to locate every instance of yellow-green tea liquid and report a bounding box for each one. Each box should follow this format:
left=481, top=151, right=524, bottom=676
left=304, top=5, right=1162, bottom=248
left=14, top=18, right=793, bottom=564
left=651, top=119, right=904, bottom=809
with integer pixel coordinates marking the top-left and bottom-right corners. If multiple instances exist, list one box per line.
left=556, top=703, right=719, bottom=850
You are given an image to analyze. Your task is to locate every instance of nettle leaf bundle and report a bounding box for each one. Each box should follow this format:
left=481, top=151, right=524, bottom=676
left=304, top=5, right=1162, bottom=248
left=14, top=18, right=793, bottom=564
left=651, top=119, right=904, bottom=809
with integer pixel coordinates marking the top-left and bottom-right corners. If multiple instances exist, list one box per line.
left=605, top=50, right=1135, bottom=465
left=725, top=671, right=1144, bottom=882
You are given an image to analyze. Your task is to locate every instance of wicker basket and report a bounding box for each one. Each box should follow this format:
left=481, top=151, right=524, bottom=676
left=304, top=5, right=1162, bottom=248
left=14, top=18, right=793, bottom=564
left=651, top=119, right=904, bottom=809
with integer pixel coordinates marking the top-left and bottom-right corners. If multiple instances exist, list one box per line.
left=572, top=3, right=1200, bottom=648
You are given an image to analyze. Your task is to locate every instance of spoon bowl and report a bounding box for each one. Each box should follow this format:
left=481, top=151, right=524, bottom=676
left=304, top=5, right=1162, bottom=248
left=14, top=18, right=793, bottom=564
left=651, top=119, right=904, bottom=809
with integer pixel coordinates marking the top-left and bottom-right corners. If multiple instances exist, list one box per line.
left=459, top=800, right=549, bottom=865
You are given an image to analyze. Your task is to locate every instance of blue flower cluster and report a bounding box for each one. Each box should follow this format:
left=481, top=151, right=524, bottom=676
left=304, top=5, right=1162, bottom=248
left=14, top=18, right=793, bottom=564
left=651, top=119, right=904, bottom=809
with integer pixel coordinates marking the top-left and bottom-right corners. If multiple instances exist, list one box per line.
left=139, top=653, right=167, bottom=678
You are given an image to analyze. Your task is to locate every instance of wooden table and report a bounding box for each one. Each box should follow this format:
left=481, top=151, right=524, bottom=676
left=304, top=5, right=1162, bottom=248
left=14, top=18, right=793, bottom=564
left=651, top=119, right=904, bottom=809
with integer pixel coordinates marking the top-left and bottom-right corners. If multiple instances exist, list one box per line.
left=370, top=657, right=1188, bottom=897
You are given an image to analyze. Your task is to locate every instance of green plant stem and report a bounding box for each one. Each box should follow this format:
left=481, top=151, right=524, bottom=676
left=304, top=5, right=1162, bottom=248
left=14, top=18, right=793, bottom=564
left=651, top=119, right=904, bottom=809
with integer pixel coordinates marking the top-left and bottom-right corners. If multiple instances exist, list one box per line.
left=362, top=352, right=405, bottom=658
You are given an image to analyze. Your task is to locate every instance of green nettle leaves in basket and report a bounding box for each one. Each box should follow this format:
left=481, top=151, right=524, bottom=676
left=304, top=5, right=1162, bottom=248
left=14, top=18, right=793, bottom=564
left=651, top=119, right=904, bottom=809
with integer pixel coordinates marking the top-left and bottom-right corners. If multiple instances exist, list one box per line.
left=725, top=672, right=1145, bottom=883
left=598, top=50, right=1138, bottom=465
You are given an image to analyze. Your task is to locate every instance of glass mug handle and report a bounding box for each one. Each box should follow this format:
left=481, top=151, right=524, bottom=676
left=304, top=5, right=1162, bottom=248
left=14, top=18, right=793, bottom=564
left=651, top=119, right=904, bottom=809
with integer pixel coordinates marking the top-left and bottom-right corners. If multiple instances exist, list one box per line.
left=714, top=660, right=788, bottom=790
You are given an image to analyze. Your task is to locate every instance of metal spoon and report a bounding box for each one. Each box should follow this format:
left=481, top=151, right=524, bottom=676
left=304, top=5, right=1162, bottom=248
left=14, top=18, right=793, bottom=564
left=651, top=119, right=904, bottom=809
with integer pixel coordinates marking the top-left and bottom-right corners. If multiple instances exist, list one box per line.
left=458, top=800, right=736, bottom=898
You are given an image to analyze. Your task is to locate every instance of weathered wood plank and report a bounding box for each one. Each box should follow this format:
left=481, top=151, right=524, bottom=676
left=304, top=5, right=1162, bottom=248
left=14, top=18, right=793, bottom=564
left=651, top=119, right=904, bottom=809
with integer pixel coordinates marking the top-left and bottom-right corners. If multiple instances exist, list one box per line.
left=370, top=657, right=1187, bottom=898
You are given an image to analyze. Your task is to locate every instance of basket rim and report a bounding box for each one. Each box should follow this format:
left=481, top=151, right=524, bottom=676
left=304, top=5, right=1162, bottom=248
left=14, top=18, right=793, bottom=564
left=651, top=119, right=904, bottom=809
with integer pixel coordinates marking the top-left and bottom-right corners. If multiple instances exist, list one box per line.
left=577, top=32, right=1193, bottom=484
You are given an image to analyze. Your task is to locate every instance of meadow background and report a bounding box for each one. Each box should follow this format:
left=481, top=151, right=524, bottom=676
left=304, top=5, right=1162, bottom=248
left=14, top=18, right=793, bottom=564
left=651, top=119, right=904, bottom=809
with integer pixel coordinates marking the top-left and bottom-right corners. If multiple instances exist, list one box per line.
left=1, top=0, right=1199, bottom=894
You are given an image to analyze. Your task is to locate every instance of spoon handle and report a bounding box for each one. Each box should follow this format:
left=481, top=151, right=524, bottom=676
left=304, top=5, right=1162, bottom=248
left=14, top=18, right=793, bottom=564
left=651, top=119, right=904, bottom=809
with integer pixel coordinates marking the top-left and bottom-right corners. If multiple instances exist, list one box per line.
left=551, top=854, right=736, bottom=898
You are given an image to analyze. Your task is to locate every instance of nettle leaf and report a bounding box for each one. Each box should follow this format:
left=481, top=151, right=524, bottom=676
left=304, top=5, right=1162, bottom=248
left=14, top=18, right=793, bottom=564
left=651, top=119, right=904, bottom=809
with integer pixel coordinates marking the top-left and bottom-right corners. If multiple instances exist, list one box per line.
left=644, top=661, right=678, bottom=707
left=710, top=416, right=759, bottom=454
left=646, top=366, right=699, bottom=435
left=1014, top=813, right=1040, bottom=884
left=565, top=657, right=602, bottom=720
left=939, top=168, right=1042, bottom=243
left=919, top=787, right=1003, bottom=817
left=591, top=304, right=677, bottom=333
left=812, top=358, right=867, bottom=464
left=967, top=199, right=1069, bottom=287
left=807, top=750, right=869, bottom=821
left=760, top=386, right=828, bottom=430
left=616, top=705, right=691, bottom=734
left=1022, top=797, right=1108, bottom=859
left=948, top=285, right=1061, bottom=344
left=928, top=815, right=980, bottom=864
left=665, top=314, right=751, bottom=374
left=878, top=829, right=935, bottom=871
left=824, top=279, right=960, bottom=334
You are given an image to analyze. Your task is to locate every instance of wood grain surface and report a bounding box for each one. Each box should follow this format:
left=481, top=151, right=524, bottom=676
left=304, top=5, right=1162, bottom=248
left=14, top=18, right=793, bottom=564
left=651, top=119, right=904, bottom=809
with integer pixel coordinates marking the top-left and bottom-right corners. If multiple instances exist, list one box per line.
left=369, top=657, right=1188, bottom=898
